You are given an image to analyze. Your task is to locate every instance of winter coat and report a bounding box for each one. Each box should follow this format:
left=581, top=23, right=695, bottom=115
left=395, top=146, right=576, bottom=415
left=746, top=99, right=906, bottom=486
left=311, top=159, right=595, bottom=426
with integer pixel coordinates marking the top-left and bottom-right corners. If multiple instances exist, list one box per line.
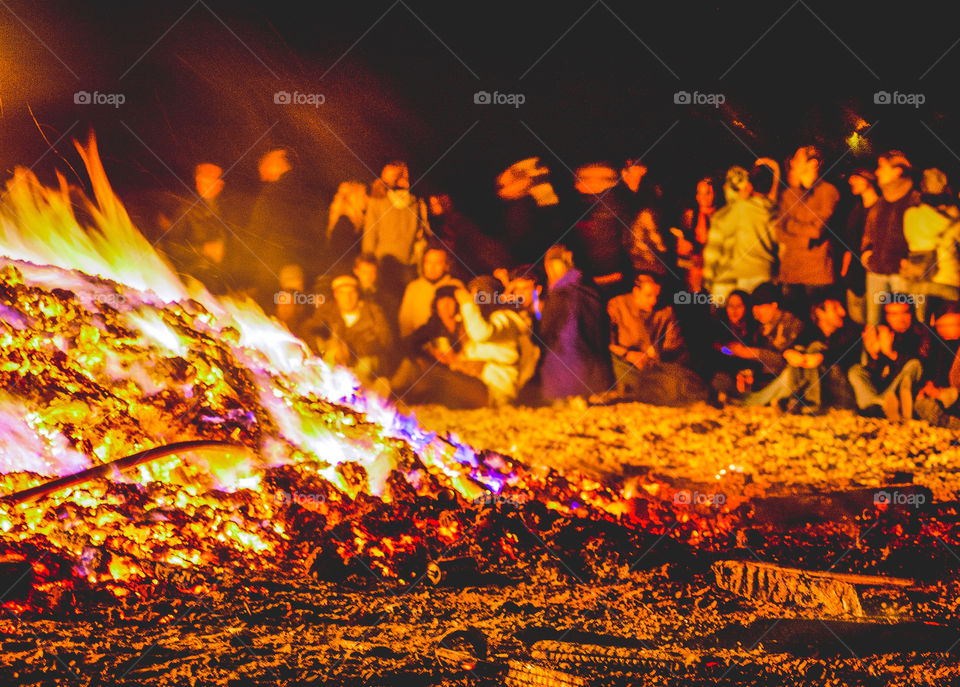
left=459, top=302, right=538, bottom=405
left=862, top=177, right=921, bottom=275
left=362, top=191, right=429, bottom=267
left=703, top=194, right=778, bottom=288
left=607, top=296, right=689, bottom=366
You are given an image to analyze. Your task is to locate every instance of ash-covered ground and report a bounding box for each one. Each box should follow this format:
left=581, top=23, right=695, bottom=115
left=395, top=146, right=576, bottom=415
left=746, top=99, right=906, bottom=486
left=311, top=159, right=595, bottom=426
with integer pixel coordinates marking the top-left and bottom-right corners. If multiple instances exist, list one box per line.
left=5, top=401, right=960, bottom=686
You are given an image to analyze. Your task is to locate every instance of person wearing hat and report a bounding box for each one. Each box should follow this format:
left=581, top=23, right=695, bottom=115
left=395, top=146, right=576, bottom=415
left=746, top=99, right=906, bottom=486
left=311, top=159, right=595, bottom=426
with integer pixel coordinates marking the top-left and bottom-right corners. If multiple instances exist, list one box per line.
left=862, top=150, right=922, bottom=325
left=774, top=145, right=841, bottom=317
left=702, top=165, right=778, bottom=302
left=298, top=274, right=393, bottom=393
left=710, top=281, right=804, bottom=404
left=842, top=168, right=879, bottom=325
left=596, top=272, right=708, bottom=406
left=901, top=168, right=960, bottom=322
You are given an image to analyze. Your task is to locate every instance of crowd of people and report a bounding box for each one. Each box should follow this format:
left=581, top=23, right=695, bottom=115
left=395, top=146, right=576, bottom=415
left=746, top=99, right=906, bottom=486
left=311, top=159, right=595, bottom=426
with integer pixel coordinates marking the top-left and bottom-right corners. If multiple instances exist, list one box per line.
left=155, top=146, right=960, bottom=428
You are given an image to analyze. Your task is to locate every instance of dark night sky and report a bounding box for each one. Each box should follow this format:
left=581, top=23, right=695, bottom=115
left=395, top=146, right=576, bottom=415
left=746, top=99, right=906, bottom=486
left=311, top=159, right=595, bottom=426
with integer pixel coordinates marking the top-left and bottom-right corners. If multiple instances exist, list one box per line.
left=3, top=1, right=960, bottom=227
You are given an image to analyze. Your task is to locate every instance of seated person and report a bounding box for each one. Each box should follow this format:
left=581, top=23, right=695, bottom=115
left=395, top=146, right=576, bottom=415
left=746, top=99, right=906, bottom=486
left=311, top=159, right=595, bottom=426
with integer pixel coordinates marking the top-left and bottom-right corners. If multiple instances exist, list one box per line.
left=298, top=275, right=393, bottom=391
left=744, top=296, right=860, bottom=413
left=848, top=299, right=928, bottom=421
left=709, top=289, right=757, bottom=379
left=711, top=282, right=804, bottom=402
left=598, top=272, right=708, bottom=406
left=353, top=252, right=401, bottom=335
left=390, top=285, right=488, bottom=409
left=397, top=242, right=465, bottom=338
left=454, top=275, right=540, bottom=407
left=916, top=302, right=960, bottom=428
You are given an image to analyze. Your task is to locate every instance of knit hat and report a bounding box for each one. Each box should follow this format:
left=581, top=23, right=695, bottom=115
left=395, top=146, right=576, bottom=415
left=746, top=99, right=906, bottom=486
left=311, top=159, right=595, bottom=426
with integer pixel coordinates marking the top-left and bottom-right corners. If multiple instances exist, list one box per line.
left=331, top=275, right=359, bottom=292
left=922, top=168, right=949, bottom=195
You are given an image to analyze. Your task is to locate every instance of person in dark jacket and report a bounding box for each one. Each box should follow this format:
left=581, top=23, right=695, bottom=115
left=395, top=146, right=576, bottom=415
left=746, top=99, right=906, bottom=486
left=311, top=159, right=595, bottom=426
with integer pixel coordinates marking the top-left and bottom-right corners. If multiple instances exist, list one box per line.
left=539, top=245, right=613, bottom=402
left=842, top=169, right=879, bottom=325
left=862, top=151, right=921, bottom=325
left=428, top=192, right=510, bottom=281
left=915, top=302, right=960, bottom=428
left=848, top=299, right=927, bottom=421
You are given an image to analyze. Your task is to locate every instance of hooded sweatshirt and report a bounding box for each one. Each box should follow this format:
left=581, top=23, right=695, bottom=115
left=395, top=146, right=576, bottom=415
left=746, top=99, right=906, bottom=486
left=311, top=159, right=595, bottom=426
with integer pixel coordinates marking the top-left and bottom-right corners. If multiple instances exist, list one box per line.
left=703, top=190, right=778, bottom=288
left=862, top=176, right=921, bottom=275
left=775, top=180, right=840, bottom=285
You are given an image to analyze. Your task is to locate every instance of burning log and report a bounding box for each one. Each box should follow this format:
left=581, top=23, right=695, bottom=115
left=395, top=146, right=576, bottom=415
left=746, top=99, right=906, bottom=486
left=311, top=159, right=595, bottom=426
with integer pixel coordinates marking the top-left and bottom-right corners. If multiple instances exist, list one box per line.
left=1, top=440, right=243, bottom=505
left=0, top=556, right=34, bottom=602
left=426, top=556, right=480, bottom=586
left=712, top=560, right=916, bottom=617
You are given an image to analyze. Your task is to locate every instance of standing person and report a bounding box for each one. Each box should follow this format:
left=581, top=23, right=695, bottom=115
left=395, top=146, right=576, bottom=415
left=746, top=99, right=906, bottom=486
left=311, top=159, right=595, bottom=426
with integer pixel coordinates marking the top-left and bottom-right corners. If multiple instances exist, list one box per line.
left=247, top=149, right=315, bottom=305
left=428, top=191, right=510, bottom=280
left=397, top=243, right=465, bottom=338
left=702, top=166, right=778, bottom=301
left=848, top=300, right=927, bottom=421
left=862, top=151, right=921, bottom=325
left=326, top=181, right=367, bottom=277
left=597, top=273, right=708, bottom=406
left=362, top=161, right=430, bottom=294
left=495, top=157, right=561, bottom=267
left=619, top=157, right=663, bottom=218
left=901, top=168, right=960, bottom=323
left=675, top=177, right=720, bottom=294
left=843, top=169, right=879, bottom=324
left=539, top=245, right=613, bottom=402
left=774, top=145, right=841, bottom=316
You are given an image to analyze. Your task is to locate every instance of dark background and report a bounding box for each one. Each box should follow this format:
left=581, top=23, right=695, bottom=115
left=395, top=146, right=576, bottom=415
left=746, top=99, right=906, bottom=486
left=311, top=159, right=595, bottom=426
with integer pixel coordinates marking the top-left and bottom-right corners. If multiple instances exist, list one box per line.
left=1, top=0, right=959, bottom=232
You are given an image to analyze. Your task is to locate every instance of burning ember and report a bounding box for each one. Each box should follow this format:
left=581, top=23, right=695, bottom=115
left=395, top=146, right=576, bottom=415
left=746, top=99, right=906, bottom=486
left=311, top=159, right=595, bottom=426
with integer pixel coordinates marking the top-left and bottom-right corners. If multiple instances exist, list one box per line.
left=0, top=136, right=740, bottom=614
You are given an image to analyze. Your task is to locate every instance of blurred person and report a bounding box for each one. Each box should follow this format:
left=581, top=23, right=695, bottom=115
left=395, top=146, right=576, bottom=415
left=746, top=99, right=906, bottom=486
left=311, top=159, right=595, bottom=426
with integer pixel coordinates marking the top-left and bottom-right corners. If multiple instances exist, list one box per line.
left=744, top=296, right=860, bottom=413
left=675, top=176, right=720, bottom=293
left=299, top=275, right=393, bottom=392
left=539, top=245, right=613, bottom=402
left=848, top=299, right=927, bottom=421
left=353, top=252, right=400, bottom=334
left=624, top=207, right=670, bottom=279
left=454, top=276, right=540, bottom=406
left=843, top=169, right=879, bottom=324
left=619, top=157, right=663, bottom=217
left=569, top=162, right=633, bottom=294
left=596, top=273, right=708, bottom=406
left=915, top=302, right=960, bottom=428
left=708, top=289, right=758, bottom=380
left=901, top=167, right=960, bottom=322
left=273, top=264, right=311, bottom=334
left=397, top=243, right=465, bottom=337
left=710, top=282, right=804, bottom=403
left=702, top=165, right=778, bottom=301
left=496, top=157, right=561, bottom=266
left=247, top=148, right=316, bottom=301
left=428, top=191, right=510, bottom=280
left=326, top=181, right=367, bottom=276
left=362, top=161, right=430, bottom=293
left=862, top=150, right=921, bottom=325
left=775, top=145, right=841, bottom=316
left=391, top=285, right=489, bottom=408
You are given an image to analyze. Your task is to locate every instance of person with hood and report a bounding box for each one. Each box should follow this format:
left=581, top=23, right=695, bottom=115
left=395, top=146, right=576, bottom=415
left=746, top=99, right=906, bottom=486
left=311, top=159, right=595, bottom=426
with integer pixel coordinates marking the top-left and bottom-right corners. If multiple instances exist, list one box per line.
left=901, top=167, right=960, bottom=322
left=539, top=245, right=613, bottom=402
left=397, top=242, right=465, bottom=337
left=454, top=275, right=539, bottom=406
left=774, top=145, right=840, bottom=315
left=702, top=165, right=778, bottom=301
left=362, top=161, right=431, bottom=293
left=862, top=151, right=921, bottom=325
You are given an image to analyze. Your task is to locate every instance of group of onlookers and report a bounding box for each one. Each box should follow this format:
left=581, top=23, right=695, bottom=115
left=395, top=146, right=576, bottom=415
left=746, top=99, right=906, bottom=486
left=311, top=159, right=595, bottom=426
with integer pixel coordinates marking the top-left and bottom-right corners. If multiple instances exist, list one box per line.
left=154, top=145, right=960, bottom=428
